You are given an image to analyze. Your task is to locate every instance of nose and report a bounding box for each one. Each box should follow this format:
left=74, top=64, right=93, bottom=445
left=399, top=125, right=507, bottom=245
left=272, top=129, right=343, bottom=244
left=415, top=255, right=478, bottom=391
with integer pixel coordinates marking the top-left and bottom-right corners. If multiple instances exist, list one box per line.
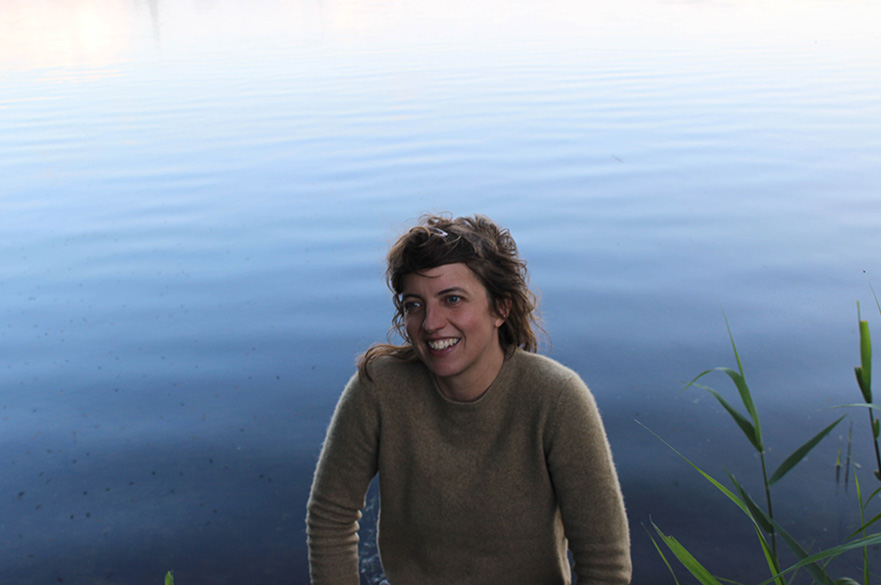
left=422, top=302, right=445, bottom=333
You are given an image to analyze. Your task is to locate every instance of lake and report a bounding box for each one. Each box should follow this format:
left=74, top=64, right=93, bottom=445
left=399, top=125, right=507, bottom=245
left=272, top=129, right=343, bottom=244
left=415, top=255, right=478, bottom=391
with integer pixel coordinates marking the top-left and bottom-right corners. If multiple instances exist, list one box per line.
left=2, top=0, right=881, bottom=583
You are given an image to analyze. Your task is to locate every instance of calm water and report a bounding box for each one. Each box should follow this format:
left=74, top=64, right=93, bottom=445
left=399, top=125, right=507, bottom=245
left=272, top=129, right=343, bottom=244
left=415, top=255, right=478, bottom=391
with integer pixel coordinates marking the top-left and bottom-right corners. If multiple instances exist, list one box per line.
left=3, top=0, right=881, bottom=583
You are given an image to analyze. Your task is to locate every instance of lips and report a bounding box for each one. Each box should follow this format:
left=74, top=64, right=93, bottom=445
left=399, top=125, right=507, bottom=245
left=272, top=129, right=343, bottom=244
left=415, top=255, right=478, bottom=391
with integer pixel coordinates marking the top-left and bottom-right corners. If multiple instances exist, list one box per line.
left=427, top=338, right=461, bottom=351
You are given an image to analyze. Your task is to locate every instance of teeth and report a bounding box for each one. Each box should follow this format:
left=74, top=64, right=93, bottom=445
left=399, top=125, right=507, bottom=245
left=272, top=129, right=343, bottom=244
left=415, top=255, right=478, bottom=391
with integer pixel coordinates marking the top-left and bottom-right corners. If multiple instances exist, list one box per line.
left=428, top=338, right=460, bottom=350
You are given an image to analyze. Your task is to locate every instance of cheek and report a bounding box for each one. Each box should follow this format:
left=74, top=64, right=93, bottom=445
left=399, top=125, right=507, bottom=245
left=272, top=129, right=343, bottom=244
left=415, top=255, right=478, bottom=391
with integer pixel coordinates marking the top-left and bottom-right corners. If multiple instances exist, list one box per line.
left=403, top=315, right=420, bottom=338
left=461, top=314, right=491, bottom=336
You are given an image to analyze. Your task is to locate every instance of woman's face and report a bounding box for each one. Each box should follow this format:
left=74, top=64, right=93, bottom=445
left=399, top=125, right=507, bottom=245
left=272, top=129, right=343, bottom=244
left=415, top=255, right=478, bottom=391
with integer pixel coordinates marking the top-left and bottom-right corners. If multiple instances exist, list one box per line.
left=400, top=262, right=506, bottom=401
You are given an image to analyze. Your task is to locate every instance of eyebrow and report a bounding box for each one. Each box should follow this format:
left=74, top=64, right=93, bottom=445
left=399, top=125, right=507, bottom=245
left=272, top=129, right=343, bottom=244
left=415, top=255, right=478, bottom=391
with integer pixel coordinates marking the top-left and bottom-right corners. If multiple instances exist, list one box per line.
left=401, top=286, right=468, bottom=299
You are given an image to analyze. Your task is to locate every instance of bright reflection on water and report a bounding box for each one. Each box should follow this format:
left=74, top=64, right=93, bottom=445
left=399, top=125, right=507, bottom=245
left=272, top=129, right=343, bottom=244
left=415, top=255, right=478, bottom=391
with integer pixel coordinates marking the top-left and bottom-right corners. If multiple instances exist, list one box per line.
left=2, top=0, right=881, bottom=583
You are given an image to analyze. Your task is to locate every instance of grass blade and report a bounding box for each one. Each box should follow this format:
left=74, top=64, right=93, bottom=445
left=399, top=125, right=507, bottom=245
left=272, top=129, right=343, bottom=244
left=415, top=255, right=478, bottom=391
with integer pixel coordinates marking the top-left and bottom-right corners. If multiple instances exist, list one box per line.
left=692, top=383, right=760, bottom=450
left=833, top=403, right=881, bottom=413
left=638, top=421, right=752, bottom=517
left=645, top=524, right=683, bottom=585
left=726, top=473, right=773, bottom=540
left=858, top=312, right=872, bottom=402
left=719, top=366, right=764, bottom=450
left=771, top=518, right=834, bottom=585
left=865, top=485, right=881, bottom=506
left=854, top=472, right=870, bottom=585
left=722, top=314, right=764, bottom=445
left=846, top=511, right=881, bottom=540
left=725, top=473, right=787, bottom=585
left=769, top=416, right=845, bottom=486
left=756, top=533, right=881, bottom=585
left=856, top=367, right=871, bottom=404
left=651, top=520, right=725, bottom=585
left=727, top=468, right=836, bottom=585
left=723, top=311, right=745, bottom=376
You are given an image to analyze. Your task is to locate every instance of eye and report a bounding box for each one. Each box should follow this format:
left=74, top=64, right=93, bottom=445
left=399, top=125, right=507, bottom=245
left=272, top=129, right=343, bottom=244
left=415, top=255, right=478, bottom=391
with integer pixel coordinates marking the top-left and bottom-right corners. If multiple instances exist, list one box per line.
left=403, top=300, right=422, bottom=313
left=445, top=295, right=462, bottom=304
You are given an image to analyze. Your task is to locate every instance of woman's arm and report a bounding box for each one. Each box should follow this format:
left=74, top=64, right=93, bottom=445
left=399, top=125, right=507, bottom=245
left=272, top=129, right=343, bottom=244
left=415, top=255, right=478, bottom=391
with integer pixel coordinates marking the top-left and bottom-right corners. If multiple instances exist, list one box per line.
left=306, top=373, right=381, bottom=585
left=546, top=375, right=632, bottom=584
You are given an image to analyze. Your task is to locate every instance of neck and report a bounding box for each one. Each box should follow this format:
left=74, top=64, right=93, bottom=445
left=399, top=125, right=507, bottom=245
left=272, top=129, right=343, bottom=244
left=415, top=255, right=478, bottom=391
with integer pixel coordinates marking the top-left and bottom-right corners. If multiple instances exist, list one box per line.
left=435, top=346, right=506, bottom=402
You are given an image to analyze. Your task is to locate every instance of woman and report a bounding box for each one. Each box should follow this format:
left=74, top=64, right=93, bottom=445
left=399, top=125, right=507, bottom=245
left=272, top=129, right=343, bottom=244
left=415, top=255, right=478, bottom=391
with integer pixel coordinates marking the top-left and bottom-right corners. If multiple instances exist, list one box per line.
left=306, top=214, right=631, bottom=585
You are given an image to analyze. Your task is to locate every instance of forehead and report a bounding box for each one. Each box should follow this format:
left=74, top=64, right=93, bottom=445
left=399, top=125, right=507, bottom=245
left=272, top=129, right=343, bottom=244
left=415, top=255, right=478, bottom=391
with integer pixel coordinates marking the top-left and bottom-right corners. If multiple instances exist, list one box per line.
left=400, top=262, right=486, bottom=295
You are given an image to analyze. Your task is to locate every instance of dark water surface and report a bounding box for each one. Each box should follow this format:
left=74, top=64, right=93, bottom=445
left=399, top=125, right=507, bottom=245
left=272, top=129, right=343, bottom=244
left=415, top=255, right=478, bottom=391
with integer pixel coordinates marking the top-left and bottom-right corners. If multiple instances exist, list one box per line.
left=3, top=0, right=881, bottom=583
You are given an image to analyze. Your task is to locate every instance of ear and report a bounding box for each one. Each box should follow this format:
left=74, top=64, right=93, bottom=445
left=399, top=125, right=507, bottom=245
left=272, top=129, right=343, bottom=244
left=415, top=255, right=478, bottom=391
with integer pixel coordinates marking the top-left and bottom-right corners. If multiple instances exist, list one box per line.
left=494, top=298, right=512, bottom=327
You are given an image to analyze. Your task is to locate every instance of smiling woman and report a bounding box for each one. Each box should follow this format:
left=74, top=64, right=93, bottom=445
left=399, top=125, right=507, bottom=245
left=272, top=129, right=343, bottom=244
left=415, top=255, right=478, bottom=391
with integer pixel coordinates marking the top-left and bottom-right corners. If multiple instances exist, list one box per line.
left=306, top=214, right=632, bottom=585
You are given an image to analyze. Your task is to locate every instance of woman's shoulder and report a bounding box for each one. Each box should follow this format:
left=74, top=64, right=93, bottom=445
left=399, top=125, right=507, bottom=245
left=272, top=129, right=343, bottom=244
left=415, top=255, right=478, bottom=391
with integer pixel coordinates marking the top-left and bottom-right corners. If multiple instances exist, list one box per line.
left=357, top=354, right=429, bottom=388
left=509, top=349, right=582, bottom=387
left=507, top=351, right=600, bottom=429
left=504, top=350, right=597, bottom=412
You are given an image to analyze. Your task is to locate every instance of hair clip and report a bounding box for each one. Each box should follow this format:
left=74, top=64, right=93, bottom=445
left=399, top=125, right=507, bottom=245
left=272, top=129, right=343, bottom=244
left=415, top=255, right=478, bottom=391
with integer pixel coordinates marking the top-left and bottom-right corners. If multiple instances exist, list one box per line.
left=429, top=227, right=448, bottom=237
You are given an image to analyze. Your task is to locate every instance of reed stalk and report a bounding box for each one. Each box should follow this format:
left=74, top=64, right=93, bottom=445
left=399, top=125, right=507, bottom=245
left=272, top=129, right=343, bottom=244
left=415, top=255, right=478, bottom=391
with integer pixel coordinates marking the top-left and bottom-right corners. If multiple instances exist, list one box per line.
left=646, top=311, right=872, bottom=585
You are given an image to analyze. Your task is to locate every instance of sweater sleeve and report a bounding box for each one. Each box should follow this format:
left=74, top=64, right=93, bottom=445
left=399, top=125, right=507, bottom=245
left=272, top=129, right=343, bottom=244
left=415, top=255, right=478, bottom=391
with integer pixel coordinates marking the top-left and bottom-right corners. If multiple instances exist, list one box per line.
left=306, top=373, right=381, bottom=585
left=545, top=375, right=632, bottom=585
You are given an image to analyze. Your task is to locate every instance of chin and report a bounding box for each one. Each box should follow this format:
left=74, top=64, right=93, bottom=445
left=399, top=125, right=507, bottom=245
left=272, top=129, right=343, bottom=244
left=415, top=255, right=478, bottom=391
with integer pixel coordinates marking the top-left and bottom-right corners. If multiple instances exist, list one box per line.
left=422, top=359, right=460, bottom=379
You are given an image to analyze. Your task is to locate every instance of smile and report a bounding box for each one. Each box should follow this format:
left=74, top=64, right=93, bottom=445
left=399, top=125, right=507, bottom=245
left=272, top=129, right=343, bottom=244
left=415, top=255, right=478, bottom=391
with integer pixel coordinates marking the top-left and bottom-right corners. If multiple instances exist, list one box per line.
left=427, top=338, right=461, bottom=351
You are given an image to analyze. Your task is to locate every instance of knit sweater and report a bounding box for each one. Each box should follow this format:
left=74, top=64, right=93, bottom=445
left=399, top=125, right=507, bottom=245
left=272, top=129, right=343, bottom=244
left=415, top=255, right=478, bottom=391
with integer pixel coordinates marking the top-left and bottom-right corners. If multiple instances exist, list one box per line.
left=306, top=349, right=631, bottom=585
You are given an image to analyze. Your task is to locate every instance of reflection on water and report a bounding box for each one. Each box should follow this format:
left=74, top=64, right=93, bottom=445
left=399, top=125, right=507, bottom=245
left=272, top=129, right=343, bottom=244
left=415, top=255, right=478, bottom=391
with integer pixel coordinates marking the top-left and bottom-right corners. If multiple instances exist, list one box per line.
left=5, top=0, right=881, bottom=70
left=148, top=0, right=160, bottom=45
left=2, top=0, right=881, bottom=583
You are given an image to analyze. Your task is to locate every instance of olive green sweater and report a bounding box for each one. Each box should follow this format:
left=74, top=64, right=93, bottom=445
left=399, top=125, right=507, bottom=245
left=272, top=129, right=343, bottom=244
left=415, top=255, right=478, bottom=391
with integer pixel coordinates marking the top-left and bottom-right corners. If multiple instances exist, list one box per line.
left=306, top=349, right=631, bottom=585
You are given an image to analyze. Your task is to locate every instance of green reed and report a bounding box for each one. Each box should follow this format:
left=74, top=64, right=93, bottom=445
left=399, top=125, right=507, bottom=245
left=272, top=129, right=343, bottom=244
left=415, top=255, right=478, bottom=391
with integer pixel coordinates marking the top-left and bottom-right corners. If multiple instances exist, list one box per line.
left=853, top=299, right=881, bottom=481
left=644, top=306, right=881, bottom=585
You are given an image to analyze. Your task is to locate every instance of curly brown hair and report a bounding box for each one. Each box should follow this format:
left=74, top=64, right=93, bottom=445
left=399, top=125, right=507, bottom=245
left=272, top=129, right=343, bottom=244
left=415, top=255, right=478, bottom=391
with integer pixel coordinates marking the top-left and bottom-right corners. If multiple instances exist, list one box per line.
left=358, top=213, right=543, bottom=378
